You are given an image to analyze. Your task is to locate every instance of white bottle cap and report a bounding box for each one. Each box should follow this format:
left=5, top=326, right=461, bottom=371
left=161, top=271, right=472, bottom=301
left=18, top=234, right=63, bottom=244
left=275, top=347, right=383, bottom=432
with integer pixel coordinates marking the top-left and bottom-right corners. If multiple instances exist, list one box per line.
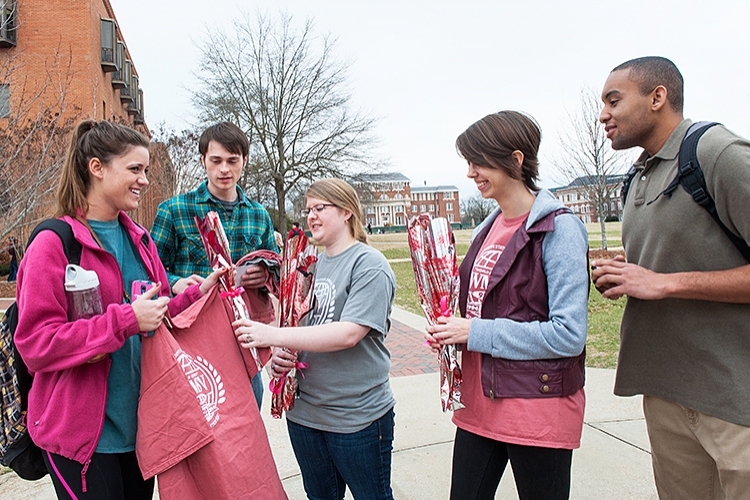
left=64, top=264, right=100, bottom=291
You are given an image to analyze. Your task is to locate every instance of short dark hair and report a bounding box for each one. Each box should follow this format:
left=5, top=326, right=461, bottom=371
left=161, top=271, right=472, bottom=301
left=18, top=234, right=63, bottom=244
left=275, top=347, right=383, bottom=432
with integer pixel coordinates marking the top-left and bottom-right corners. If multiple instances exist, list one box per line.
left=455, top=110, right=541, bottom=192
left=199, top=122, right=249, bottom=158
left=612, top=56, right=684, bottom=113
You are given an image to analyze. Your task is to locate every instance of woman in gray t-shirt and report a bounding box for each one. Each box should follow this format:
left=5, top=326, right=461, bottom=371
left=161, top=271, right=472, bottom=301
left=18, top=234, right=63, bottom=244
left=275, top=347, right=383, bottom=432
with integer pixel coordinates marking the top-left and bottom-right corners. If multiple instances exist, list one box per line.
left=236, top=178, right=397, bottom=500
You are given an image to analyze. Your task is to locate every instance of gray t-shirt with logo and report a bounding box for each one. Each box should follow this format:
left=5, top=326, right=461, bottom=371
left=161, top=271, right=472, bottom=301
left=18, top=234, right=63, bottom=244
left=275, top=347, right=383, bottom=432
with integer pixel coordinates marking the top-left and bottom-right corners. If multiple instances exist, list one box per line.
left=287, top=242, right=396, bottom=433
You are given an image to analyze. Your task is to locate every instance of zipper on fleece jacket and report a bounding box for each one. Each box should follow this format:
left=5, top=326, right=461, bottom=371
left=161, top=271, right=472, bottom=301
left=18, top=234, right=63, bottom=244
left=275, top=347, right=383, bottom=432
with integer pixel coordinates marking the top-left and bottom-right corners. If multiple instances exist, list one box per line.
left=80, top=461, right=90, bottom=493
left=80, top=357, right=111, bottom=493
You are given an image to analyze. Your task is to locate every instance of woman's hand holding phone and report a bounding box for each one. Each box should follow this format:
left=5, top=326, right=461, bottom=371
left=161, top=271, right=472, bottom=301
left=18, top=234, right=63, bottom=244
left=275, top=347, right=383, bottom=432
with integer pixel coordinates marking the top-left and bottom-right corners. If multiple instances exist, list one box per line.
left=131, top=282, right=169, bottom=332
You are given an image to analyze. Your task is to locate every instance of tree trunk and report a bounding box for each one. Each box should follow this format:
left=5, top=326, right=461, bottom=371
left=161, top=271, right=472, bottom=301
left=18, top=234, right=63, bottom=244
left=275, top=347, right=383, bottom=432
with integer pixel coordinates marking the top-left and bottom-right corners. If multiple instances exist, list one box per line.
left=275, top=180, right=287, bottom=232
left=599, top=201, right=608, bottom=250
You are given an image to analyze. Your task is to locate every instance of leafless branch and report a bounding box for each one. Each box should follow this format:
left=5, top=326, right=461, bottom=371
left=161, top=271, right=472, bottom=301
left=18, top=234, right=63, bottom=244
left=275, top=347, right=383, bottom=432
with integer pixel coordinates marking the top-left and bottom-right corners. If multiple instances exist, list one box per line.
left=192, top=11, right=379, bottom=228
left=552, top=86, right=637, bottom=249
left=0, top=44, right=81, bottom=247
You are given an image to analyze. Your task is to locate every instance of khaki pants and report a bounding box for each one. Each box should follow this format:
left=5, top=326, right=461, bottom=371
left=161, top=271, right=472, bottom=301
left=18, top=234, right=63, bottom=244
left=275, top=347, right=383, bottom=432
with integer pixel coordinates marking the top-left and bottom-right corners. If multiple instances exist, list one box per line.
left=643, top=395, right=750, bottom=500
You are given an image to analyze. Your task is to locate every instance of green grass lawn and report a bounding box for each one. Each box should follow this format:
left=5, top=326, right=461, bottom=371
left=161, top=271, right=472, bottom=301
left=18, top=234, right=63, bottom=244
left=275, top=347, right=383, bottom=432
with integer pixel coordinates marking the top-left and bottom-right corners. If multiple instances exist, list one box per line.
left=585, top=221, right=623, bottom=250
left=377, top=226, right=624, bottom=369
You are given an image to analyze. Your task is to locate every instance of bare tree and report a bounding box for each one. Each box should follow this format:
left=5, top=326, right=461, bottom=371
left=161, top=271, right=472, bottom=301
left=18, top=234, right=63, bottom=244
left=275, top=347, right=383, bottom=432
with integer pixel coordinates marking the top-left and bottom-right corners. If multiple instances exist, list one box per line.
left=150, top=123, right=205, bottom=197
left=460, top=193, right=495, bottom=227
left=0, top=45, right=81, bottom=246
left=192, top=11, right=378, bottom=229
left=553, top=87, right=635, bottom=249
left=241, top=155, right=276, bottom=209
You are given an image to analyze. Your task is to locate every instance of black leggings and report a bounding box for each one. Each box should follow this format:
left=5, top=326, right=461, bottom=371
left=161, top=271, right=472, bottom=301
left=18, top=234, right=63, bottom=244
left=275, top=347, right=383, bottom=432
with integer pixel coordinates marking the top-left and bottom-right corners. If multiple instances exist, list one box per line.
left=450, top=427, right=572, bottom=500
left=43, top=450, right=154, bottom=500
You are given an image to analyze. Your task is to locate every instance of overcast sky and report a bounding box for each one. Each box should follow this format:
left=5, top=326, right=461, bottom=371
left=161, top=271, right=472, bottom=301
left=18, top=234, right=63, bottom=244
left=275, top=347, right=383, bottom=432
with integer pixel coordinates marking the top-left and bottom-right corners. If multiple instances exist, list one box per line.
left=109, top=0, right=750, bottom=198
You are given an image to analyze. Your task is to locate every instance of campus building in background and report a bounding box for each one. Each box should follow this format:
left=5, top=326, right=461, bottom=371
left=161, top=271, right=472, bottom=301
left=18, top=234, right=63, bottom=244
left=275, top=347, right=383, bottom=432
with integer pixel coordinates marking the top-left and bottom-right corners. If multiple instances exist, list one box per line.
left=353, top=173, right=461, bottom=229
left=0, top=0, right=145, bottom=126
left=550, top=175, right=625, bottom=223
left=0, top=0, right=170, bottom=237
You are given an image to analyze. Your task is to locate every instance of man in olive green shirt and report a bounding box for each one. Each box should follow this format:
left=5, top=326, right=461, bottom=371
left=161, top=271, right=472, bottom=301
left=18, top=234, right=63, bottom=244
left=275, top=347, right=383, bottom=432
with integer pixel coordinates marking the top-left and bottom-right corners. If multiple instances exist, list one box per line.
left=593, top=57, right=750, bottom=499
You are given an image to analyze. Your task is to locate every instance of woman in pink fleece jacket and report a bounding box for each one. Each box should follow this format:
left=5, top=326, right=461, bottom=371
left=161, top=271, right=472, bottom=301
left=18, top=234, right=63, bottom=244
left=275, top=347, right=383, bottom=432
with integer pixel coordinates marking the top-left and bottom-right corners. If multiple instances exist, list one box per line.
left=15, top=120, right=222, bottom=499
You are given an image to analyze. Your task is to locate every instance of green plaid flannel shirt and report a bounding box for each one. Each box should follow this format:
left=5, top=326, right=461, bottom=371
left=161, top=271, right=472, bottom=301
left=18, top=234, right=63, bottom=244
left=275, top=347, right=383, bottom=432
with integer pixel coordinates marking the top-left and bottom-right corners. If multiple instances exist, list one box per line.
left=151, top=181, right=278, bottom=288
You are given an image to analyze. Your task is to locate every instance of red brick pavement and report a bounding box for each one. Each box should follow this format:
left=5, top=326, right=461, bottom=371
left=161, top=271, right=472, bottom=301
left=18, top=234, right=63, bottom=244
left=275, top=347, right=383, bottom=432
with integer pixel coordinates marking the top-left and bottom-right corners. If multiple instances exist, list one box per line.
left=0, top=298, right=13, bottom=312
left=386, top=319, right=438, bottom=377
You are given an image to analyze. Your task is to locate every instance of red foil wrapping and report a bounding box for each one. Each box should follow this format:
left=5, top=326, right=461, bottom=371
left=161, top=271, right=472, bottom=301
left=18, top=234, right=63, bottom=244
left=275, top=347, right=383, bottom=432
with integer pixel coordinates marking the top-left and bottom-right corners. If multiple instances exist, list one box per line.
left=269, top=232, right=317, bottom=419
left=194, top=212, right=263, bottom=370
left=408, top=215, right=464, bottom=412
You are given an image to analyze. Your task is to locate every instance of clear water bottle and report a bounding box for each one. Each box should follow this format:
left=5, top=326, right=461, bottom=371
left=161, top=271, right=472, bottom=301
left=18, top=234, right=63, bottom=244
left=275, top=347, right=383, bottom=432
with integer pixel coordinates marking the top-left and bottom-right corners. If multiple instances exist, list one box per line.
left=64, top=264, right=103, bottom=321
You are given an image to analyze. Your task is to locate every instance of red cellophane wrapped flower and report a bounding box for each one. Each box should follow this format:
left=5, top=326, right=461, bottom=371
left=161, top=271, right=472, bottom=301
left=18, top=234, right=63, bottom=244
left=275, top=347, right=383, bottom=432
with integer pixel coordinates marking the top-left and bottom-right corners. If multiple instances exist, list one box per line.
left=408, top=214, right=464, bottom=411
left=194, top=212, right=263, bottom=370
left=270, top=232, right=317, bottom=418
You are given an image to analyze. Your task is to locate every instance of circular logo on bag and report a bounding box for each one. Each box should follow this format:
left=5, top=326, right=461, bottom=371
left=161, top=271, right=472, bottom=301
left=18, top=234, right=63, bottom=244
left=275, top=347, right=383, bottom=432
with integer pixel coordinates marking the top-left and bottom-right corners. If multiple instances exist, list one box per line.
left=174, top=349, right=226, bottom=427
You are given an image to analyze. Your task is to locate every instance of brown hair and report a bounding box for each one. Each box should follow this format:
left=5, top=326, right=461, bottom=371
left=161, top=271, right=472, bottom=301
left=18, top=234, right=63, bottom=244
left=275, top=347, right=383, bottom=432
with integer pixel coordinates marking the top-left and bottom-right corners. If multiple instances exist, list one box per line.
left=455, top=111, right=541, bottom=192
left=612, top=56, right=684, bottom=113
left=55, top=120, right=150, bottom=217
left=306, top=178, right=368, bottom=244
left=198, top=122, right=249, bottom=158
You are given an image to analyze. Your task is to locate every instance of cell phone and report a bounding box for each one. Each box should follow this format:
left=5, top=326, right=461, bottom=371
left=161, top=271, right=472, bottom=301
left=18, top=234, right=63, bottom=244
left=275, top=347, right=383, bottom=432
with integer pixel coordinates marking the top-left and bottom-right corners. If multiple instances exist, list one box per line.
left=132, top=280, right=156, bottom=300
left=235, top=262, right=255, bottom=288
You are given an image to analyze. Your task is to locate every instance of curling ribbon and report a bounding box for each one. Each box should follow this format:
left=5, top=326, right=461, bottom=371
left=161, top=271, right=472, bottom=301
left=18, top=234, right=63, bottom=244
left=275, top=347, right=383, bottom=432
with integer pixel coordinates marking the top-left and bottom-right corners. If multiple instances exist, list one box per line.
left=268, top=361, right=310, bottom=394
left=424, top=296, right=452, bottom=347
left=220, top=287, right=245, bottom=298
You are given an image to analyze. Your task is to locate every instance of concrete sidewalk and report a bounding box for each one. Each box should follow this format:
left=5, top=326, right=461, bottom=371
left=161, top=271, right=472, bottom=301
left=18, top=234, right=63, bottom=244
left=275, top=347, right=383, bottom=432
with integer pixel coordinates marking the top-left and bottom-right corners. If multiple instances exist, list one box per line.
left=0, top=307, right=657, bottom=499
left=274, top=308, right=657, bottom=500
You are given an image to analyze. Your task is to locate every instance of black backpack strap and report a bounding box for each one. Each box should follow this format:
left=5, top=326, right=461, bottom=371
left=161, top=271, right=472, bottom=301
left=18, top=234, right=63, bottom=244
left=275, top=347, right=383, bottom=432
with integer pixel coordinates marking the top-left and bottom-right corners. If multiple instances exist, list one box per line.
left=678, top=122, right=750, bottom=262
left=26, top=219, right=82, bottom=266
left=620, top=165, right=637, bottom=205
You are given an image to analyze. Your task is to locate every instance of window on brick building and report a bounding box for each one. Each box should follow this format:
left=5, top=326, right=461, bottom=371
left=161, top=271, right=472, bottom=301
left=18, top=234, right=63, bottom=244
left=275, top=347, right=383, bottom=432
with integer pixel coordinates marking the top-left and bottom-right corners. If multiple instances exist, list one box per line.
left=0, top=0, right=16, bottom=48
left=0, top=84, right=9, bottom=118
left=428, top=204, right=435, bottom=211
left=412, top=205, right=417, bottom=212
left=396, top=216, right=403, bottom=225
left=448, top=213, right=454, bottom=222
left=446, top=202, right=453, bottom=210
left=420, top=204, right=426, bottom=211
left=100, top=18, right=118, bottom=72
left=111, top=43, right=128, bottom=89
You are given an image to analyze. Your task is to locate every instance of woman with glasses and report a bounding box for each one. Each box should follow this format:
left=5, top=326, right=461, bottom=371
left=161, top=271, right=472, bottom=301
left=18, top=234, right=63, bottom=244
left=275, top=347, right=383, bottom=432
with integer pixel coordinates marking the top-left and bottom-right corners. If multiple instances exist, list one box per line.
left=425, top=111, right=589, bottom=500
left=235, top=178, right=397, bottom=500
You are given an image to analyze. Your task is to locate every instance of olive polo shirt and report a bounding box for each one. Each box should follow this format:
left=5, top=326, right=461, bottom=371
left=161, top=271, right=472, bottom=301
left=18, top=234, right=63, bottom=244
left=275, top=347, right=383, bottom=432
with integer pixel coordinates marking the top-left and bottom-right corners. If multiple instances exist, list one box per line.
left=615, top=119, right=750, bottom=427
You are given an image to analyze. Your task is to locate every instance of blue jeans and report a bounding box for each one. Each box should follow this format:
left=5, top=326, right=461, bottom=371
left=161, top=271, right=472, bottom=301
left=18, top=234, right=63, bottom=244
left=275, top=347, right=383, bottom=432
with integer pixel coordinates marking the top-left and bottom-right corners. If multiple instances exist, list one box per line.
left=7, top=259, right=17, bottom=282
left=251, top=372, right=263, bottom=409
left=287, top=408, right=395, bottom=500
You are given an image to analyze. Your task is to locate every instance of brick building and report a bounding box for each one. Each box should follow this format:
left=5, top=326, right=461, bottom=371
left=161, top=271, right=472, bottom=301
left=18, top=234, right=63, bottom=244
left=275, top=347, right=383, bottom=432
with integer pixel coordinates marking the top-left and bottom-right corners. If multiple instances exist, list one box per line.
left=550, top=175, right=625, bottom=223
left=353, top=173, right=461, bottom=230
left=0, top=0, right=145, bottom=126
left=0, top=0, right=170, bottom=238
left=410, top=185, right=460, bottom=224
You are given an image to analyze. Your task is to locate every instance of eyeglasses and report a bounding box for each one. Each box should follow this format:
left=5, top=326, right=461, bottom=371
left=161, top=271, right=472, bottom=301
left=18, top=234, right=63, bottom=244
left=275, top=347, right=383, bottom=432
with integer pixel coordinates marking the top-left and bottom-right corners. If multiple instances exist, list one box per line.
left=301, top=204, right=336, bottom=217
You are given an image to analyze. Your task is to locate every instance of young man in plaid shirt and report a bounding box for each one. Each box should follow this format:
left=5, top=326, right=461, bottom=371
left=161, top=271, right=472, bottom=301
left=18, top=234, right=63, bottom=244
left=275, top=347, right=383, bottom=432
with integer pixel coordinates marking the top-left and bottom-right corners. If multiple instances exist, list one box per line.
left=151, top=122, right=278, bottom=408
